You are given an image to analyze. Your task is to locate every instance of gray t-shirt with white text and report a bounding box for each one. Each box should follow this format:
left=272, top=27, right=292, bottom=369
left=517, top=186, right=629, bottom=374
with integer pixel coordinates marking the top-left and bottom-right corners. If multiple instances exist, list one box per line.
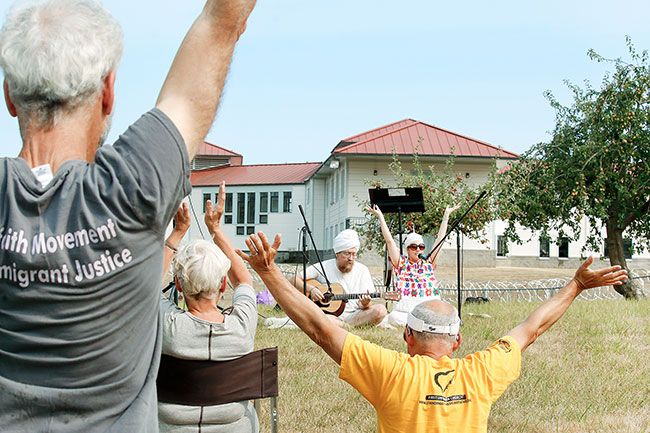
left=0, top=109, right=190, bottom=432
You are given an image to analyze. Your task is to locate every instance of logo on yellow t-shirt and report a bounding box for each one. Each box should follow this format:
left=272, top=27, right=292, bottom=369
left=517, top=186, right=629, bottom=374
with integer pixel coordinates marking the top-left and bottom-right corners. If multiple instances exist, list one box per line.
left=434, top=369, right=455, bottom=392
left=421, top=369, right=470, bottom=406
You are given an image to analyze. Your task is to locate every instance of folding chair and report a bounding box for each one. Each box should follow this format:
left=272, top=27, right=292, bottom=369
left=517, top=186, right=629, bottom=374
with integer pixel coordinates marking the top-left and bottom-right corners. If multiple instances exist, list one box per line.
left=157, top=347, right=279, bottom=432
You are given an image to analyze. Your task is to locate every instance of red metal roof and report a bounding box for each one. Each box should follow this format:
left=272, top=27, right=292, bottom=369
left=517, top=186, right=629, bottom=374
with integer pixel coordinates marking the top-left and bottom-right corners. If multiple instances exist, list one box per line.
left=196, top=141, right=242, bottom=157
left=192, top=162, right=321, bottom=186
left=335, top=119, right=518, bottom=159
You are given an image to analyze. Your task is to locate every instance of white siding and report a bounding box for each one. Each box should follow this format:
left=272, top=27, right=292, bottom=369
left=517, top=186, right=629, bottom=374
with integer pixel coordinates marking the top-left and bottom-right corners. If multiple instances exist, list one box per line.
left=187, top=184, right=307, bottom=251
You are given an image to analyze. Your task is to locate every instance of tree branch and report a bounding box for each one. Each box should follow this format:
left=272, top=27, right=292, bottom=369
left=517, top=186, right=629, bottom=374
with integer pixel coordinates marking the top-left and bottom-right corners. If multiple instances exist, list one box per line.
left=624, top=197, right=650, bottom=228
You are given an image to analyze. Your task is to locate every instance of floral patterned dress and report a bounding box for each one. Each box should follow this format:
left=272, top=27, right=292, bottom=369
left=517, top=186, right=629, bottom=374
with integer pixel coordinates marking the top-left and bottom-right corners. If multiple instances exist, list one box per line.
left=383, top=255, right=441, bottom=326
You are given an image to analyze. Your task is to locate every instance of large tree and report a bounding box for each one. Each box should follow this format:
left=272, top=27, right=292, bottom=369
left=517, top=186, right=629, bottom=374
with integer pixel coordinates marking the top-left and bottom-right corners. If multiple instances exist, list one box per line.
left=498, top=38, right=649, bottom=299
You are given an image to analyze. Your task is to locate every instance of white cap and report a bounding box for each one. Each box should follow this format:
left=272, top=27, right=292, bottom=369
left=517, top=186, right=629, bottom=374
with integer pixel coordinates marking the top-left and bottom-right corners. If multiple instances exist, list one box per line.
left=403, top=232, right=424, bottom=247
left=333, top=229, right=360, bottom=254
left=407, top=312, right=460, bottom=336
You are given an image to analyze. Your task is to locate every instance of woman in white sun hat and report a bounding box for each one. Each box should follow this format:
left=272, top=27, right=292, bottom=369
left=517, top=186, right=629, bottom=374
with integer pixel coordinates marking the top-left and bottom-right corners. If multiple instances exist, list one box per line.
left=367, top=203, right=460, bottom=327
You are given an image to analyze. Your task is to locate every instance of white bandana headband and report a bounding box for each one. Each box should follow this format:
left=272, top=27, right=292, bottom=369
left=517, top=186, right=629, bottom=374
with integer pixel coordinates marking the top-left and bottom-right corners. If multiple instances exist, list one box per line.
left=407, top=312, right=460, bottom=336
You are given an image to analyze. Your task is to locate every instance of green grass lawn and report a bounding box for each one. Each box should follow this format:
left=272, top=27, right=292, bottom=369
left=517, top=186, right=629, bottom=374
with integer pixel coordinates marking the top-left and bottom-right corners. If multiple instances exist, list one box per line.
left=254, top=299, right=650, bottom=433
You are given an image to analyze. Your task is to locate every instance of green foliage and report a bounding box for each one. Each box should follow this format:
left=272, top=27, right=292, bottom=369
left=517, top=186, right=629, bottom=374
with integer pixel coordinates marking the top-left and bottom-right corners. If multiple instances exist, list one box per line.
left=358, top=147, right=500, bottom=251
left=498, top=38, right=650, bottom=255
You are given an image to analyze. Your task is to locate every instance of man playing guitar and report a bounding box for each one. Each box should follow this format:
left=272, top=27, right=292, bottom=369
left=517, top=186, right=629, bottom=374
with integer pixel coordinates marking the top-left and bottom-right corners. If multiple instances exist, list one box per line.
left=292, top=229, right=387, bottom=327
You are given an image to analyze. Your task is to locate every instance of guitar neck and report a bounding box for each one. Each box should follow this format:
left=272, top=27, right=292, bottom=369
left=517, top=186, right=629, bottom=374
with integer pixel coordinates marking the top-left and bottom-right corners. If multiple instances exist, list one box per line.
left=330, top=292, right=382, bottom=301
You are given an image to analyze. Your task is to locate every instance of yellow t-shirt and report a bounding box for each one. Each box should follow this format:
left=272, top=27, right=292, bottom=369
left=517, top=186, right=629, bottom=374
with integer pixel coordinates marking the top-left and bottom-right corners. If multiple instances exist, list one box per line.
left=339, top=334, right=521, bottom=433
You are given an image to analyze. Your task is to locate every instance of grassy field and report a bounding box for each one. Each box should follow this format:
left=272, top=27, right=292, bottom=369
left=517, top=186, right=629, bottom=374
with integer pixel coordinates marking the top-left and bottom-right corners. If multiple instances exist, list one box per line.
left=253, top=299, right=650, bottom=433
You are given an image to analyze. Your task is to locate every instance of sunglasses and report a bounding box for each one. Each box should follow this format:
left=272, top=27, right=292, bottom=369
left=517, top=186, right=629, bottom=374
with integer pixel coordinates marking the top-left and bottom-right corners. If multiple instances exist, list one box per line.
left=407, top=244, right=426, bottom=250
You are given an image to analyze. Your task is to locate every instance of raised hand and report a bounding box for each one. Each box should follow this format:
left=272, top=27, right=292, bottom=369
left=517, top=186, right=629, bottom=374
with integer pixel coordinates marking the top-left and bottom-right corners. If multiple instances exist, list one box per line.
left=366, top=204, right=384, bottom=220
left=445, top=203, right=461, bottom=214
left=572, top=256, right=628, bottom=290
left=237, top=232, right=282, bottom=274
left=204, top=181, right=226, bottom=235
left=173, top=203, right=191, bottom=237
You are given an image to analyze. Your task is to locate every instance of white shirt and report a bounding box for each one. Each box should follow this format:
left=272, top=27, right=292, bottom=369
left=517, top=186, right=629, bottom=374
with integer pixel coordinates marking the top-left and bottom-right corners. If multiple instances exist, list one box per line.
left=305, top=259, right=376, bottom=316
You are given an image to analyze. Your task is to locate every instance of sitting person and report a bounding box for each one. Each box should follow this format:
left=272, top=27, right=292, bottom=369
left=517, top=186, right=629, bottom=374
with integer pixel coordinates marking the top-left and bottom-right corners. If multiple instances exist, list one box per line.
left=238, top=232, right=627, bottom=433
left=160, top=182, right=258, bottom=433
left=293, top=229, right=387, bottom=327
left=367, top=203, right=460, bottom=326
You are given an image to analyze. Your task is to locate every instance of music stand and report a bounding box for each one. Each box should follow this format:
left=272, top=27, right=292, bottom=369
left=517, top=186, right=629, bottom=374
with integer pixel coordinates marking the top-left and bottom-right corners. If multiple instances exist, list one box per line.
left=368, top=187, right=425, bottom=255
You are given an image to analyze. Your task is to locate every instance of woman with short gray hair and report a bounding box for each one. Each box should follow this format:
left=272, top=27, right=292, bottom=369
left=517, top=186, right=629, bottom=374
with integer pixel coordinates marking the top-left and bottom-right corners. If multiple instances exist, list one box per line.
left=159, top=183, right=259, bottom=433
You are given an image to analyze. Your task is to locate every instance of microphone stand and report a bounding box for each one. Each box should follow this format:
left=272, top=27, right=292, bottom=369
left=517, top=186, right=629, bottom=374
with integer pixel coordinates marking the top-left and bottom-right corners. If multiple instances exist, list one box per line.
left=298, top=205, right=333, bottom=295
left=419, top=190, right=488, bottom=318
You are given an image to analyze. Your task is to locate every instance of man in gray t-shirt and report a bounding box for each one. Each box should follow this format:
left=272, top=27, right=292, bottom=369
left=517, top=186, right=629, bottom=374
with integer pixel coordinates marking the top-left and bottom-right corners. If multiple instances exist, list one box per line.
left=0, top=1, right=256, bottom=432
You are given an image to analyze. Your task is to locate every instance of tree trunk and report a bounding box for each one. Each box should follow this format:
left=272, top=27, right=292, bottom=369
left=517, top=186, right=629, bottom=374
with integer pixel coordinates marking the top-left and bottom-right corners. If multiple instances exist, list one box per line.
left=605, top=220, right=641, bottom=299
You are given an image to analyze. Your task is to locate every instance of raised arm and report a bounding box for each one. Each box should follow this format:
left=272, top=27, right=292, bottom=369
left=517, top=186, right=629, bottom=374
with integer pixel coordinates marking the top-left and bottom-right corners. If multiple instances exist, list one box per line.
left=366, top=205, right=400, bottom=266
left=163, top=203, right=191, bottom=278
left=237, top=232, right=348, bottom=364
left=205, top=181, right=253, bottom=287
left=156, top=0, right=256, bottom=159
left=507, top=257, right=627, bottom=352
left=428, top=203, right=460, bottom=266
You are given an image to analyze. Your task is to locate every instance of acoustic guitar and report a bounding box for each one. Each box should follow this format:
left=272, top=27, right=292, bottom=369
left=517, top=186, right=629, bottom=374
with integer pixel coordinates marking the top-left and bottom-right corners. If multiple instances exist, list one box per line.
left=306, top=279, right=401, bottom=317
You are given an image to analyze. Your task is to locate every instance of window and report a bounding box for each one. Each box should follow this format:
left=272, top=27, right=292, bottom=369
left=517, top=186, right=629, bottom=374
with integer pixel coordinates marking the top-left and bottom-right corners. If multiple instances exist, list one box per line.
left=260, top=192, right=268, bottom=213
left=259, top=192, right=268, bottom=224
left=496, top=235, right=508, bottom=257
left=224, top=193, right=233, bottom=224
left=237, top=193, right=245, bottom=224
left=340, top=164, right=346, bottom=200
left=324, top=179, right=329, bottom=205
left=539, top=236, right=550, bottom=258
left=603, top=238, right=633, bottom=259
left=558, top=238, right=569, bottom=258
left=202, top=193, right=211, bottom=213
left=246, top=226, right=255, bottom=235
left=334, top=171, right=339, bottom=203
left=270, top=192, right=279, bottom=213
left=283, top=192, right=292, bottom=213
left=247, top=193, right=256, bottom=224
left=236, top=226, right=245, bottom=236
left=225, top=193, right=233, bottom=213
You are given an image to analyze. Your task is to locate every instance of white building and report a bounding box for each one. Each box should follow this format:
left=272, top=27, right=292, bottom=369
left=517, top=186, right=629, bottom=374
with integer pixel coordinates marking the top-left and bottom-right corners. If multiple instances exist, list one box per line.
left=187, top=123, right=649, bottom=268
left=187, top=142, right=320, bottom=260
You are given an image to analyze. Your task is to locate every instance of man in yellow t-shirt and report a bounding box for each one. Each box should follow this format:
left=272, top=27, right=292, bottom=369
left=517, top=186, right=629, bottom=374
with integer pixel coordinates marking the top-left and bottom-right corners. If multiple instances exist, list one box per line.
left=238, top=233, right=627, bottom=433
left=339, top=307, right=520, bottom=433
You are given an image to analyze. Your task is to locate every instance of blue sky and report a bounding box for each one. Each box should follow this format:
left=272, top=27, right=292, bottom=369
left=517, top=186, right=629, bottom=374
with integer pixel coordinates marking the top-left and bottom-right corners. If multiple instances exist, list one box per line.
left=1, top=0, right=649, bottom=163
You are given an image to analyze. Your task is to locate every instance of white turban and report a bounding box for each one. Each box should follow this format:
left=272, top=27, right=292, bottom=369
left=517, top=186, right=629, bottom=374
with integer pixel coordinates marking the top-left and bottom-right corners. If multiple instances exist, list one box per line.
left=403, top=232, right=424, bottom=247
left=333, top=229, right=360, bottom=254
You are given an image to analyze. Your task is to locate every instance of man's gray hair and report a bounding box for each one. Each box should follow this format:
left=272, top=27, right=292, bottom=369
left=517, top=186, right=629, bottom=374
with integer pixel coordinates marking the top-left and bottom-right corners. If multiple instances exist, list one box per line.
left=173, top=240, right=231, bottom=300
left=410, top=301, right=460, bottom=346
left=0, top=0, right=123, bottom=127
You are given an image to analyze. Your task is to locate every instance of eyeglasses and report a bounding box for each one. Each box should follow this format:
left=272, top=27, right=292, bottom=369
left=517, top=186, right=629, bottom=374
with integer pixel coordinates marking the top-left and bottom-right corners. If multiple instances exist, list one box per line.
left=337, top=251, right=357, bottom=259
left=407, top=244, right=426, bottom=251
